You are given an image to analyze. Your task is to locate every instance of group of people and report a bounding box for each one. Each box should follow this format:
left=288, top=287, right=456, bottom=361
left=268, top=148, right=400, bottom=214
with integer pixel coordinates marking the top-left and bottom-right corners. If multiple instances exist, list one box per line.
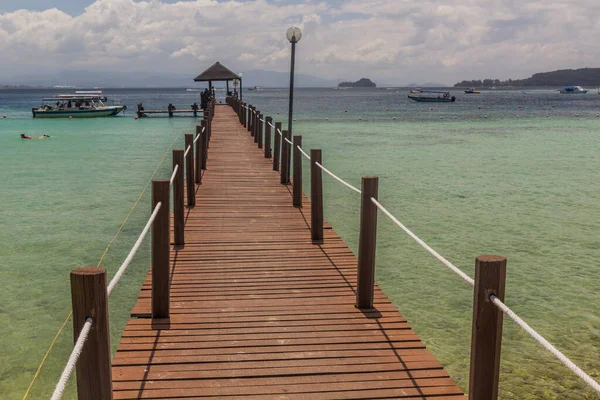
left=200, top=88, right=215, bottom=110
left=48, top=100, right=91, bottom=110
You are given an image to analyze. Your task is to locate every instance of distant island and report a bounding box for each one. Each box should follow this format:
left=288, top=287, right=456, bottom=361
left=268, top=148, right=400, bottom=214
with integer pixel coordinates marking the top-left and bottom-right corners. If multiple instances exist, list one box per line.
left=455, top=68, right=600, bottom=88
left=338, top=78, right=376, bottom=88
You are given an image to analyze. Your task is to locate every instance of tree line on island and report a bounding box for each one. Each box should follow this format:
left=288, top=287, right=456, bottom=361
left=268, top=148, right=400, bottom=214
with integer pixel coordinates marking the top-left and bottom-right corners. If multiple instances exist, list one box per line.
left=338, top=78, right=376, bottom=88
left=455, top=68, right=600, bottom=88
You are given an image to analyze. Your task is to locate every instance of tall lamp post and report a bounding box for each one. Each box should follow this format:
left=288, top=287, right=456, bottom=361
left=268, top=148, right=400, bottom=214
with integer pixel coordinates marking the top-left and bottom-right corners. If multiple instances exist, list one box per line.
left=286, top=27, right=302, bottom=138
left=286, top=26, right=302, bottom=183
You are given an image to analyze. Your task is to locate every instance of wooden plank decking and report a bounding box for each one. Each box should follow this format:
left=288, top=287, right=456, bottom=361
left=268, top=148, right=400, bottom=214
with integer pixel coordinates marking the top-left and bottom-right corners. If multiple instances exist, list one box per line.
left=112, top=105, right=466, bottom=399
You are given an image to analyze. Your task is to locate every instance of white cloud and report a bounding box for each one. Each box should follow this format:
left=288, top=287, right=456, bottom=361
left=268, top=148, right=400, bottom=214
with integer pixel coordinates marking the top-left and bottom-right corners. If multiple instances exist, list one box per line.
left=0, top=0, right=600, bottom=84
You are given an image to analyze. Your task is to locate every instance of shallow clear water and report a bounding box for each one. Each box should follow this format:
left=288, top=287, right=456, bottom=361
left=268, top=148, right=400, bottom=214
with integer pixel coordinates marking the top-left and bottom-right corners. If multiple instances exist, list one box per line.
left=1, top=88, right=599, bottom=398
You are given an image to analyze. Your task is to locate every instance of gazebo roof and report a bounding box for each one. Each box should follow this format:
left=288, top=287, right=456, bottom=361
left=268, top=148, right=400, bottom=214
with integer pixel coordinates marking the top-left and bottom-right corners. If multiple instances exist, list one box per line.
left=193, top=62, right=240, bottom=82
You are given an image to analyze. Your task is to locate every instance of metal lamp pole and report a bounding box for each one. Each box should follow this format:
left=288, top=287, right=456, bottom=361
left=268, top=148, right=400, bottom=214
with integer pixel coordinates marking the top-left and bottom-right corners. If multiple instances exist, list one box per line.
left=286, top=26, right=302, bottom=183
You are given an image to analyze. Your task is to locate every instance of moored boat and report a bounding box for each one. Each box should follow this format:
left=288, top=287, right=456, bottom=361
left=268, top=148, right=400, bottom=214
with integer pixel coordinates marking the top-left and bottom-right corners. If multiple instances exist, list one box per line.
left=32, top=93, right=126, bottom=118
left=464, top=88, right=481, bottom=94
left=408, top=90, right=456, bottom=103
left=560, top=85, right=588, bottom=94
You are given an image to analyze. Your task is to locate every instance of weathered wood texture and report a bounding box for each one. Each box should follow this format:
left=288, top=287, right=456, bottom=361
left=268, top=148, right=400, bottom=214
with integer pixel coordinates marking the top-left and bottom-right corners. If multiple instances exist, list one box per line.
left=113, top=105, right=465, bottom=399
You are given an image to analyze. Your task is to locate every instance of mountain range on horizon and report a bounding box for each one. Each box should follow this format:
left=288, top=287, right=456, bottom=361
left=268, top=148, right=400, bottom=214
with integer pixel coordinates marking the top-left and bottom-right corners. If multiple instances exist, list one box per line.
left=0, top=69, right=448, bottom=88
left=0, top=69, right=342, bottom=88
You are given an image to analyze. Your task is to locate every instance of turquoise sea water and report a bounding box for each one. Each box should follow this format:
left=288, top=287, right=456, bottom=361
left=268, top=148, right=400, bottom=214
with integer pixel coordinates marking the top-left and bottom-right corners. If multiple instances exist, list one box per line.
left=1, top=88, right=600, bottom=398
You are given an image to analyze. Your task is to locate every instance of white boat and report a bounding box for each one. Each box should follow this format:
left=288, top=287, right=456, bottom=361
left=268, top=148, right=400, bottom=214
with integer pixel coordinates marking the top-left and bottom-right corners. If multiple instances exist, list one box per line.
left=32, top=93, right=126, bottom=118
left=560, top=85, right=588, bottom=94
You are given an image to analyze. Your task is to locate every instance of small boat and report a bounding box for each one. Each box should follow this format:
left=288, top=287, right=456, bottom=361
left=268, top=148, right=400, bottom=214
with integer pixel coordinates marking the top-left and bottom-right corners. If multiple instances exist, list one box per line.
left=464, top=88, right=481, bottom=94
left=408, top=90, right=456, bottom=103
left=185, top=88, right=200, bottom=92
left=32, top=93, right=126, bottom=118
left=560, top=85, right=588, bottom=94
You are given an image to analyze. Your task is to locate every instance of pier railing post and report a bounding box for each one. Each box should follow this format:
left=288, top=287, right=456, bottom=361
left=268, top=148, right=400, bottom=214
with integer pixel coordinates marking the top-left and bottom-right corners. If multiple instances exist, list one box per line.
left=173, top=149, right=185, bottom=246
left=195, top=125, right=202, bottom=184
left=258, top=113, right=263, bottom=148
left=293, top=135, right=303, bottom=207
left=310, top=149, right=323, bottom=242
left=70, top=267, right=113, bottom=400
left=280, top=130, right=290, bottom=184
left=152, top=180, right=170, bottom=319
left=243, top=103, right=247, bottom=128
left=284, top=130, right=292, bottom=183
left=185, top=134, right=195, bottom=207
left=254, top=111, right=259, bottom=144
left=207, top=105, right=212, bottom=147
left=247, top=105, right=253, bottom=133
left=356, top=176, right=379, bottom=309
left=273, top=122, right=282, bottom=171
left=469, top=255, right=507, bottom=400
left=265, top=116, right=272, bottom=158
left=200, top=119, right=208, bottom=170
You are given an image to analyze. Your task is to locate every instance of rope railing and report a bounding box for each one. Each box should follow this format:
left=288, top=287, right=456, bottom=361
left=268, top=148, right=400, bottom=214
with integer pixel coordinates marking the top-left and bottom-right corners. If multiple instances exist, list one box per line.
left=169, top=165, right=179, bottom=187
left=49, top=318, right=93, bottom=400
left=106, top=202, right=162, bottom=296
left=297, top=145, right=311, bottom=160
left=315, top=162, right=361, bottom=194
left=370, top=195, right=600, bottom=394
left=183, top=144, right=191, bottom=158
left=490, top=295, right=600, bottom=394
left=233, top=99, right=600, bottom=396
left=52, top=200, right=163, bottom=399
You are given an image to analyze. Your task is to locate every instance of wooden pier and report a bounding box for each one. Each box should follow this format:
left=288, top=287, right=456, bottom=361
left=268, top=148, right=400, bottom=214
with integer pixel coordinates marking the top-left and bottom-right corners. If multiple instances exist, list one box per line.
left=137, top=103, right=203, bottom=118
left=110, top=104, right=466, bottom=399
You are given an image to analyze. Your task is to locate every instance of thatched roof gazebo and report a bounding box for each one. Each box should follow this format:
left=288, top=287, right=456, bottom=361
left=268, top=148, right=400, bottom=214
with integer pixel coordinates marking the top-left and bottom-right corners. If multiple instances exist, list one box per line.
left=194, top=61, right=242, bottom=99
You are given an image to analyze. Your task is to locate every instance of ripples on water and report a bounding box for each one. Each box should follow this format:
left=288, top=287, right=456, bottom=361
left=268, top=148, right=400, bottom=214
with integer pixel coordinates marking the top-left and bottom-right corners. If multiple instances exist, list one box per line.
left=1, top=88, right=599, bottom=398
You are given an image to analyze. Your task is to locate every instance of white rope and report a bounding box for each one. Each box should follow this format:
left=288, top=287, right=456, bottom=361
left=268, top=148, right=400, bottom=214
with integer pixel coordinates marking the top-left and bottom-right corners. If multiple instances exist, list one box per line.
left=268, top=122, right=275, bottom=129
left=297, top=146, right=311, bottom=160
left=106, top=201, right=162, bottom=296
left=284, top=137, right=293, bottom=145
left=369, top=196, right=600, bottom=394
left=490, top=295, right=600, bottom=394
left=276, top=128, right=283, bottom=137
left=169, top=165, right=179, bottom=187
left=260, top=118, right=265, bottom=123
left=315, top=162, right=362, bottom=194
left=50, top=318, right=93, bottom=400
left=193, top=133, right=201, bottom=144
left=184, top=145, right=191, bottom=158
left=370, top=197, right=475, bottom=286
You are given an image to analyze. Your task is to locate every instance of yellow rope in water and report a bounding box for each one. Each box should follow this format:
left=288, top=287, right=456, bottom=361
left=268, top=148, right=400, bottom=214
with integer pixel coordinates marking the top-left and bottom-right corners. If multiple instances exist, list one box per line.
left=21, top=133, right=180, bottom=400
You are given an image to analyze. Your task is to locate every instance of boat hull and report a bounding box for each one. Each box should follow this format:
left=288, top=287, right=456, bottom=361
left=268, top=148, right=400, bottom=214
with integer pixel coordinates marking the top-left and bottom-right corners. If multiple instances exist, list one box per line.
left=408, top=95, right=456, bottom=103
left=32, top=106, right=126, bottom=118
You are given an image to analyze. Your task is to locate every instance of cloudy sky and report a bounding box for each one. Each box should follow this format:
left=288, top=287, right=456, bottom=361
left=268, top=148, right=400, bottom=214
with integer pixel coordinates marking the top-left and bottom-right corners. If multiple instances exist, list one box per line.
left=1, top=0, right=599, bottom=84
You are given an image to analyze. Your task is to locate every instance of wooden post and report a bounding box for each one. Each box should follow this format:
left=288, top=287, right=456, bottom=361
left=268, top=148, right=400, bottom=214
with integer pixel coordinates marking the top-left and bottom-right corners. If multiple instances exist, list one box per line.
left=310, top=149, right=323, bottom=242
left=247, top=105, right=253, bottom=133
left=280, top=130, right=290, bottom=184
left=468, top=255, right=507, bottom=400
left=200, top=119, right=207, bottom=170
left=185, top=134, right=195, bottom=207
left=264, top=116, right=272, bottom=158
left=293, top=135, right=303, bottom=207
left=254, top=111, right=259, bottom=143
left=152, top=179, right=170, bottom=319
left=356, top=176, right=379, bottom=309
left=243, top=103, right=247, bottom=127
left=195, top=125, right=202, bottom=184
left=70, top=267, right=113, bottom=400
left=207, top=106, right=212, bottom=147
left=273, top=122, right=282, bottom=171
left=173, top=149, right=185, bottom=246
left=258, top=114, right=263, bottom=148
